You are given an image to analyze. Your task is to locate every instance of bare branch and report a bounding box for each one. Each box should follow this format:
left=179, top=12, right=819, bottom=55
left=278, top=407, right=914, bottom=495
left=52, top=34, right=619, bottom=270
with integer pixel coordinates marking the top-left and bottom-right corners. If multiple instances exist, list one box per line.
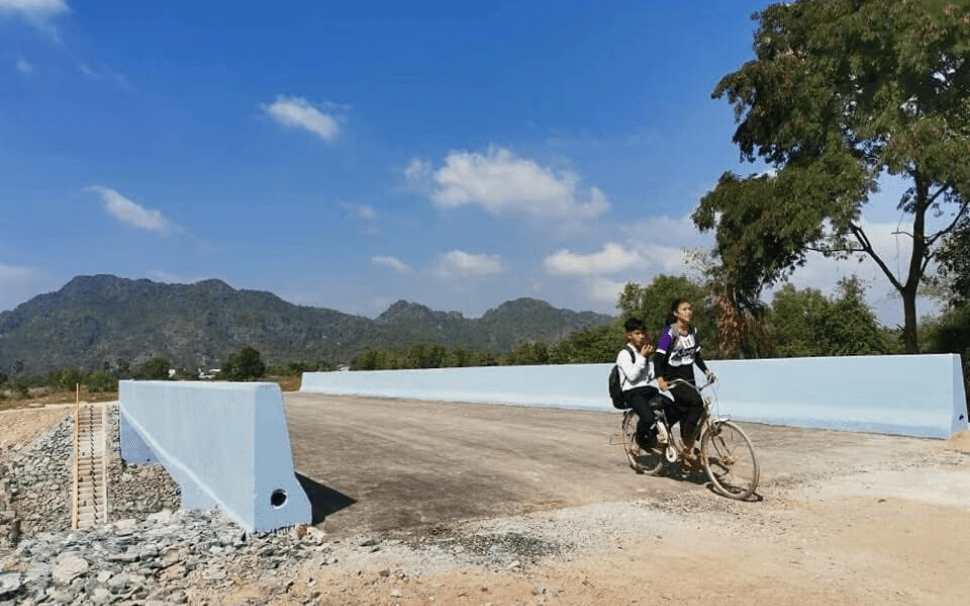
left=849, top=223, right=904, bottom=292
left=925, top=200, right=970, bottom=247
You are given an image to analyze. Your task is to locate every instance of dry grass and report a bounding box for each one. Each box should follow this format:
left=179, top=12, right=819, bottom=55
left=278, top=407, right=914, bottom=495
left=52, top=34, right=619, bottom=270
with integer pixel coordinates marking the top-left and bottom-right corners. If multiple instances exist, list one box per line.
left=0, top=375, right=303, bottom=412
left=0, top=388, right=117, bottom=412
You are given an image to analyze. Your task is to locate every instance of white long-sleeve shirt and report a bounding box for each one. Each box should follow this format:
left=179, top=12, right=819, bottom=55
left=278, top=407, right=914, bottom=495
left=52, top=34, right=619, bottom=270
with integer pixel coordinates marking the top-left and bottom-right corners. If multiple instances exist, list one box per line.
left=616, top=345, right=662, bottom=392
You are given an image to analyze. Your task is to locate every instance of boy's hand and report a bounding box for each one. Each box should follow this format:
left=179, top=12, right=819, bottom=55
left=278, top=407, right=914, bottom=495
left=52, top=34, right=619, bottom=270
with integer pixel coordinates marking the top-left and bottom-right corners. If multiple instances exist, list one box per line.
left=640, top=343, right=654, bottom=356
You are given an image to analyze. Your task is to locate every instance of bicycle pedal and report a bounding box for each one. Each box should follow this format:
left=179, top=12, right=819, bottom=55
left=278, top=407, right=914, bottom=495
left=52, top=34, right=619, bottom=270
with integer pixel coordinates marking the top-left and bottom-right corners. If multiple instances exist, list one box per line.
left=656, top=424, right=669, bottom=444
left=664, top=445, right=678, bottom=463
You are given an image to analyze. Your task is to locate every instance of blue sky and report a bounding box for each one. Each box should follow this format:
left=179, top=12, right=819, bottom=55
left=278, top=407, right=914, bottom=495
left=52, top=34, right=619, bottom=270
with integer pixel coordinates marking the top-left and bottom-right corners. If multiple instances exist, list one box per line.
left=0, top=0, right=938, bottom=326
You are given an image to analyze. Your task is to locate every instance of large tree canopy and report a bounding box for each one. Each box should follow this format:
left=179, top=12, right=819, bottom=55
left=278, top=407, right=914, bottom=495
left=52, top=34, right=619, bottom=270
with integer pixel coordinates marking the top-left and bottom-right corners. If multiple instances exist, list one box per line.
left=694, top=0, right=970, bottom=352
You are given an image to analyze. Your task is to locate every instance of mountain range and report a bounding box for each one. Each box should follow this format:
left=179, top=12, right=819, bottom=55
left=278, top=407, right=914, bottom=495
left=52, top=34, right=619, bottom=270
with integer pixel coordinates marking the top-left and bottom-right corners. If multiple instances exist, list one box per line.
left=0, top=275, right=614, bottom=375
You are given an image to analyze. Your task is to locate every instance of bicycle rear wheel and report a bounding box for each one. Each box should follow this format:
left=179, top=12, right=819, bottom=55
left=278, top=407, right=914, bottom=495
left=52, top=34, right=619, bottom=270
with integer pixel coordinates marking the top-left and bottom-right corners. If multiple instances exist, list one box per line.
left=700, top=420, right=759, bottom=500
left=621, top=410, right=664, bottom=475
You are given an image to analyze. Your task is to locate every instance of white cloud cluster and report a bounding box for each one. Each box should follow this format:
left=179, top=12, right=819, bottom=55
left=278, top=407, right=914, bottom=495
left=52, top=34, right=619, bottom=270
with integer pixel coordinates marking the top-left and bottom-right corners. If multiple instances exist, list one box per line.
left=372, top=255, right=412, bottom=273
left=0, top=0, right=68, bottom=17
left=544, top=242, right=690, bottom=277
left=0, top=0, right=70, bottom=38
left=411, top=146, right=609, bottom=220
left=88, top=186, right=176, bottom=235
left=435, top=250, right=503, bottom=277
left=15, top=58, right=33, bottom=74
left=261, top=95, right=340, bottom=142
left=544, top=243, right=640, bottom=276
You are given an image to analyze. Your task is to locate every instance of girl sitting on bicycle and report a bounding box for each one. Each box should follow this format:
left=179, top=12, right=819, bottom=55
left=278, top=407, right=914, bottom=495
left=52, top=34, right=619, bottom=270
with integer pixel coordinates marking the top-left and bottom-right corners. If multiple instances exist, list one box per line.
left=655, top=298, right=715, bottom=463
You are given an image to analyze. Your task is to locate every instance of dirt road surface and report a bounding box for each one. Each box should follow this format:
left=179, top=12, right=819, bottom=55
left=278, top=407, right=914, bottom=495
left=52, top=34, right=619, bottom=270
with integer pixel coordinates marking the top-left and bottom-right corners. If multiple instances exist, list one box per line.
left=283, top=393, right=970, bottom=605
left=5, top=395, right=970, bottom=605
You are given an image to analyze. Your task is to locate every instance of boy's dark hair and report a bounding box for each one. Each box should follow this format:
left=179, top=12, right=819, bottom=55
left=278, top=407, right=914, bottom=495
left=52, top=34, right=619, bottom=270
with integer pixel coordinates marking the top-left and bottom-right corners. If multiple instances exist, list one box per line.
left=624, top=317, right=644, bottom=332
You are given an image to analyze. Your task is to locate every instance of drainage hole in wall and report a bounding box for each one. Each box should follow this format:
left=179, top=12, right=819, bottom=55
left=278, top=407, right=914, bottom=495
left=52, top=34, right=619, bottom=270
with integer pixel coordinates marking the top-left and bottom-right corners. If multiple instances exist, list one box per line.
left=270, top=489, right=287, bottom=508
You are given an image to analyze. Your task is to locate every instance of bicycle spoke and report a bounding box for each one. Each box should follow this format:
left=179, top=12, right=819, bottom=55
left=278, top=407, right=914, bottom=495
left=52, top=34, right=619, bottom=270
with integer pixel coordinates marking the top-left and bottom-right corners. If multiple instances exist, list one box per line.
left=621, top=411, right=664, bottom=475
left=701, top=421, right=759, bottom=500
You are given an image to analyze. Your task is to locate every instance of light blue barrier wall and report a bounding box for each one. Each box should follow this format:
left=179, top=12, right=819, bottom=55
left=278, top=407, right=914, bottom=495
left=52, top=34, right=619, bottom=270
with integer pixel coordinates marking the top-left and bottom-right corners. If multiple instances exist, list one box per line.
left=119, top=381, right=311, bottom=532
left=302, top=354, right=968, bottom=438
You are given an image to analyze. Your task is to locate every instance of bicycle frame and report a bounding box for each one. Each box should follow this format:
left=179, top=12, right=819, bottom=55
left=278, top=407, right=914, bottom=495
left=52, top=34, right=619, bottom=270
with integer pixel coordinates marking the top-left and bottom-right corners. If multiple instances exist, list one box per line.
left=620, top=377, right=760, bottom=500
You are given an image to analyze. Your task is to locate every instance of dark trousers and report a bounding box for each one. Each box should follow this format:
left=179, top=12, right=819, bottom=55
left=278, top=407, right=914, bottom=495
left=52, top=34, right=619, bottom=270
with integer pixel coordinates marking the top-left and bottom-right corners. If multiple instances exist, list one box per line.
left=624, top=386, right=666, bottom=442
left=667, top=382, right=704, bottom=443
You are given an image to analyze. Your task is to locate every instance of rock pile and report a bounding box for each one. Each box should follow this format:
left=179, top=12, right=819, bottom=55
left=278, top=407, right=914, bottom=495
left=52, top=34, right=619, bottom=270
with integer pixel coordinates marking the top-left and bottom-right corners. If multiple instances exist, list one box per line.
left=0, top=508, right=327, bottom=606
left=0, top=405, right=180, bottom=547
left=0, top=405, right=329, bottom=605
left=0, top=403, right=587, bottom=605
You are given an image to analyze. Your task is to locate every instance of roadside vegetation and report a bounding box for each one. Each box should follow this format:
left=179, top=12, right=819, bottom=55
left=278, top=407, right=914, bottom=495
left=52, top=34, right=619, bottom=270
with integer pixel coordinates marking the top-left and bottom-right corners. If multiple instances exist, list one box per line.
left=2, top=265, right=968, bottom=415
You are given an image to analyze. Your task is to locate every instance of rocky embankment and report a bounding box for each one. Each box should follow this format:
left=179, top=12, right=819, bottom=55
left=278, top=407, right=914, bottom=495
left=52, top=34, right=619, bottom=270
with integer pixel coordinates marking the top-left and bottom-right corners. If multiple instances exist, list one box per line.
left=0, top=406, right=566, bottom=606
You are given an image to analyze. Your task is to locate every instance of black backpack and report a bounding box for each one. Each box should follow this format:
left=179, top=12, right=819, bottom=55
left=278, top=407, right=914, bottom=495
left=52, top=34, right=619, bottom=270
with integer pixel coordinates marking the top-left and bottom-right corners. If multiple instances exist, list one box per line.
left=608, top=346, right=636, bottom=409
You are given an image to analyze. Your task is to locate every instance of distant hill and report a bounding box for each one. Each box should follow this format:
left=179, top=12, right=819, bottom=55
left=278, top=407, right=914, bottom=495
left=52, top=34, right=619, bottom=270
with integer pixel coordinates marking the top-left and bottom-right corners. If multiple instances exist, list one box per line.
left=0, top=275, right=613, bottom=375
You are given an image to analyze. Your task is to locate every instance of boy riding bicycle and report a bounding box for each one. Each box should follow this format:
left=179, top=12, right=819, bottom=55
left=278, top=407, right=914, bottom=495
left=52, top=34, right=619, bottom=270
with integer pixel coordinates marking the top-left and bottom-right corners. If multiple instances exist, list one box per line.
left=616, top=317, right=672, bottom=451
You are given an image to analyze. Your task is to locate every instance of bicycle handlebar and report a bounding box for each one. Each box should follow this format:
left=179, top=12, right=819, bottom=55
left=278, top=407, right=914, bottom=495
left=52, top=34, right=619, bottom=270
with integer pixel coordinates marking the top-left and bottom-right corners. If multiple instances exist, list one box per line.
left=662, top=377, right=715, bottom=393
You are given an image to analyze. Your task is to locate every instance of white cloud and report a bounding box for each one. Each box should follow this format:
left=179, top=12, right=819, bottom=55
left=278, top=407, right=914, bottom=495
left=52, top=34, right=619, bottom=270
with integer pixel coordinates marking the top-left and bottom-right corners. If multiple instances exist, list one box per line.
left=0, top=0, right=70, bottom=38
left=261, top=95, right=340, bottom=142
left=88, top=185, right=176, bottom=234
left=0, top=0, right=68, bottom=17
left=15, top=57, right=33, bottom=73
left=77, top=63, right=130, bottom=89
left=545, top=243, right=640, bottom=276
left=404, top=158, right=432, bottom=183
left=586, top=277, right=630, bottom=308
left=356, top=204, right=376, bottom=220
left=544, top=242, right=691, bottom=277
left=372, top=255, right=412, bottom=273
left=435, top=250, right=503, bottom=277
left=415, top=146, right=609, bottom=220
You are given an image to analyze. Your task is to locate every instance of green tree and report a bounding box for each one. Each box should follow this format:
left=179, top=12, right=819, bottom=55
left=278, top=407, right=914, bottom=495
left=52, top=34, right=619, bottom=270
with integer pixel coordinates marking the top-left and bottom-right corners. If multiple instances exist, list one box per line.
left=767, top=277, right=897, bottom=357
left=617, top=275, right=718, bottom=355
left=11, top=377, right=29, bottom=399
left=131, top=357, right=172, bottom=380
left=767, top=284, right=832, bottom=357
left=505, top=342, right=551, bottom=365
left=222, top=346, right=266, bottom=380
left=550, top=323, right=625, bottom=364
left=932, top=218, right=970, bottom=307
left=694, top=0, right=970, bottom=353
left=821, top=277, right=898, bottom=355
left=85, top=371, right=119, bottom=393
left=55, top=368, right=85, bottom=392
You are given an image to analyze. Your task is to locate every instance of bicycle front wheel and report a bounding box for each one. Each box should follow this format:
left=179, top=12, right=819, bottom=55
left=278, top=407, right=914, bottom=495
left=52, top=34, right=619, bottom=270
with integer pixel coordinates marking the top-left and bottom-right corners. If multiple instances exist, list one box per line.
left=700, top=420, right=759, bottom=500
left=621, top=410, right=664, bottom=475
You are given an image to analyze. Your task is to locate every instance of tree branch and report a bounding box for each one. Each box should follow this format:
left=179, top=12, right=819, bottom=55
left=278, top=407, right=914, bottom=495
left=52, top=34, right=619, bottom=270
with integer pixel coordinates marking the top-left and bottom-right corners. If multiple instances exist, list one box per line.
left=925, top=200, right=970, bottom=247
left=849, top=223, right=904, bottom=292
left=927, top=183, right=951, bottom=206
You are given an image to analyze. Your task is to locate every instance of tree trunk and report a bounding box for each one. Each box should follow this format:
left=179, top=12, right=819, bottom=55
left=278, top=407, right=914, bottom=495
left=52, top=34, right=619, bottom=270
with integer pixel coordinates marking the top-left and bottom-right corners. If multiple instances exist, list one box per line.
left=900, top=285, right=919, bottom=354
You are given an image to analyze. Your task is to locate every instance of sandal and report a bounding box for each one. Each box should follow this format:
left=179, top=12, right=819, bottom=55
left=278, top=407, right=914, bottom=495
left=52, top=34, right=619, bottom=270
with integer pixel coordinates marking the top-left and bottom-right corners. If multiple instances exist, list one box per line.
left=680, top=448, right=701, bottom=471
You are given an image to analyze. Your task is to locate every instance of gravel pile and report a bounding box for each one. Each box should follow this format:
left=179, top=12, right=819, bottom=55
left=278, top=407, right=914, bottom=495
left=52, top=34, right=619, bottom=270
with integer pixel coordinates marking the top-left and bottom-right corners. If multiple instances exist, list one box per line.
left=103, top=406, right=181, bottom=521
left=0, top=418, right=73, bottom=539
left=0, top=405, right=180, bottom=547
left=0, top=403, right=774, bottom=606
left=0, top=405, right=614, bottom=605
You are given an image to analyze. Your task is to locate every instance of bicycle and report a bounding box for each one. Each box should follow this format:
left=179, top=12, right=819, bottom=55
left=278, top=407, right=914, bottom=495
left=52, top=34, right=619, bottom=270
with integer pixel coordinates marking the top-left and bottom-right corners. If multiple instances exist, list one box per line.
left=620, top=378, right=760, bottom=500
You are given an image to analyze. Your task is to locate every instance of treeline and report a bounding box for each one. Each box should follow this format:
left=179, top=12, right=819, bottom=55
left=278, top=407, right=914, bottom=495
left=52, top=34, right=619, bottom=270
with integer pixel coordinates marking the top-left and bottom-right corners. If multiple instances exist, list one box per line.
left=351, top=331, right=624, bottom=370
left=351, top=272, right=970, bottom=371
left=3, top=272, right=968, bottom=401
left=0, top=346, right=320, bottom=400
